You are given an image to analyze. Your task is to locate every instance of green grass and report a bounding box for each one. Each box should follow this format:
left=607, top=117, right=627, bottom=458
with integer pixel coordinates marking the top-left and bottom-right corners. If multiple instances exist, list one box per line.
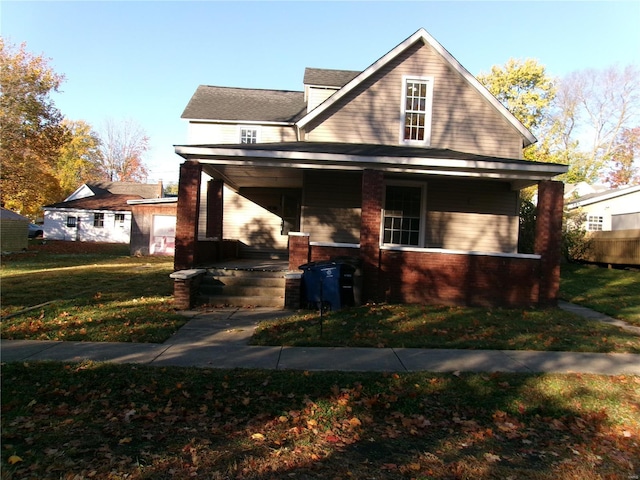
left=1, top=242, right=187, bottom=343
left=251, top=303, right=640, bottom=353
left=1, top=362, right=638, bottom=479
left=560, top=262, right=640, bottom=326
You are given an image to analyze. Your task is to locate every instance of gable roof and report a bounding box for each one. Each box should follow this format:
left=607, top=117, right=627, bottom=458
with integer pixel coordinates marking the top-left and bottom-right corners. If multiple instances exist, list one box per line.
left=303, top=68, right=360, bottom=87
left=65, top=182, right=162, bottom=201
left=181, top=86, right=306, bottom=123
left=45, top=193, right=142, bottom=211
left=566, top=185, right=640, bottom=209
left=295, top=28, right=537, bottom=147
left=0, top=207, right=30, bottom=222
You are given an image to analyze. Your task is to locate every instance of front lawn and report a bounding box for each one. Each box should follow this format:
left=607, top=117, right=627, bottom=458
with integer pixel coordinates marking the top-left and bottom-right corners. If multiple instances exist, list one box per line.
left=251, top=303, right=640, bottom=353
left=560, top=262, right=640, bottom=326
left=0, top=241, right=186, bottom=343
left=2, top=362, right=638, bottom=479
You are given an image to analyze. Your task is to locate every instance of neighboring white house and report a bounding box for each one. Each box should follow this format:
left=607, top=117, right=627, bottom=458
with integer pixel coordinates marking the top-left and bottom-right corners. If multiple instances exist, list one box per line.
left=43, top=182, right=163, bottom=243
left=566, top=185, right=640, bottom=231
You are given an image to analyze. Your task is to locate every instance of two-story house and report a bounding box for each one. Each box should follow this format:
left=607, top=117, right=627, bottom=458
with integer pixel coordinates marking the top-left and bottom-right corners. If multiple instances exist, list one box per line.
left=173, top=28, right=567, bottom=308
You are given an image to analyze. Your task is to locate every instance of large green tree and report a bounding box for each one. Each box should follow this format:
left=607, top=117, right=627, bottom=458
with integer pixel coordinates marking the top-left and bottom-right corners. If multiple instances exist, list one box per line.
left=0, top=39, right=68, bottom=217
left=477, top=58, right=556, bottom=132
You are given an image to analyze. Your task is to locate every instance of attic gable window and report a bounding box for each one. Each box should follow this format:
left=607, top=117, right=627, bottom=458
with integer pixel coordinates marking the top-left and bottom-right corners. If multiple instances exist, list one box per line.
left=401, top=76, right=434, bottom=145
left=240, top=127, right=259, bottom=144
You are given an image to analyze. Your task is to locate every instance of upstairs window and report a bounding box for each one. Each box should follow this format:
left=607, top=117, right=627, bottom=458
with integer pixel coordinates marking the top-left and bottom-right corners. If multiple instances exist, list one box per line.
left=240, top=127, right=258, bottom=144
left=382, top=184, right=424, bottom=246
left=93, top=213, right=104, bottom=228
left=401, top=77, right=434, bottom=145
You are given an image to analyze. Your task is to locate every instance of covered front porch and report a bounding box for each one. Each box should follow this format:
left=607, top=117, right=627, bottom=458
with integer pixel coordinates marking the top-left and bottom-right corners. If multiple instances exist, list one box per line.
left=172, top=143, right=566, bottom=310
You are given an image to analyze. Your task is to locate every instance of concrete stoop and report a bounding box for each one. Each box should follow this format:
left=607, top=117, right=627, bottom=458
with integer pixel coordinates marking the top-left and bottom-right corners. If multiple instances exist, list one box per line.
left=197, top=268, right=287, bottom=308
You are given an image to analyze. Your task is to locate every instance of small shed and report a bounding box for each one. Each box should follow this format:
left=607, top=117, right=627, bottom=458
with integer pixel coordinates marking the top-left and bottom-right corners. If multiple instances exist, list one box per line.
left=128, top=198, right=177, bottom=256
left=1, top=208, right=29, bottom=252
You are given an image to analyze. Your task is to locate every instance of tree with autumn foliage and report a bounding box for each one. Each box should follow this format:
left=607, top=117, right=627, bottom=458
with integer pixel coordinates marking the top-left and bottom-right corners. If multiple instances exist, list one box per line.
left=0, top=38, right=68, bottom=217
left=604, top=126, right=640, bottom=188
left=56, top=119, right=103, bottom=197
left=96, top=118, right=150, bottom=182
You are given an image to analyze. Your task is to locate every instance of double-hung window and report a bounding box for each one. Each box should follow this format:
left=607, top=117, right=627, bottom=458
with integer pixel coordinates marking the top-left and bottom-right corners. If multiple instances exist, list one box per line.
left=93, top=213, right=104, bottom=228
left=240, top=127, right=258, bottom=144
left=382, top=184, right=424, bottom=247
left=401, top=76, right=434, bottom=145
left=115, top=213, right=125, bottom=227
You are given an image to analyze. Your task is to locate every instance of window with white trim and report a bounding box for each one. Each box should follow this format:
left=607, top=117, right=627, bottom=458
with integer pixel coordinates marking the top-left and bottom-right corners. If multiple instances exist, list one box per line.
left=115, top=213, right=126, bottom=227
left=66, top=216, right=77, bottom=228
left=587, top=215, right=604, bottom=231
left=382, top=184, right=424, bottom=246
left=401, top=77, right=434, bottom=144
left=240, top=127, right=258, bottom=144
left=93, top=213, right=104, bottom=228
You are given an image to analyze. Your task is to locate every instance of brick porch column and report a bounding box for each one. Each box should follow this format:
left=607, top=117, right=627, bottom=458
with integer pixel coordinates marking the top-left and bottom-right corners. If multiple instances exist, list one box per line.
left=174, top=161, right=202, bottom=271
left=288, top=232, right=310, bottom=271
left=360, top=169, right=384, bottom=302
left=535, top=180, right=564, bottom=306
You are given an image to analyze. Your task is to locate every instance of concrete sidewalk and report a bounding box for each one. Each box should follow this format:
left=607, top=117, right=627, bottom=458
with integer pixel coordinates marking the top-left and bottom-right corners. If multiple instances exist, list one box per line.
left=2, top=306, right=639, bottom=375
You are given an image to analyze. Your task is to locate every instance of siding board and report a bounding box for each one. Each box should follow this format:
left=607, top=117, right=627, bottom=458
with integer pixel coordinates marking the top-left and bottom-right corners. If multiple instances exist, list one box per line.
left=301, top=171, right=362, bottom=243
left=305, top=42, right=524, bottom=158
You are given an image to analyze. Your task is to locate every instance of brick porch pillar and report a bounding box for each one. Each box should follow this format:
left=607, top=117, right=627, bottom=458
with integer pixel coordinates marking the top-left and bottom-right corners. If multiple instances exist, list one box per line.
left=174, top=161, right=202, bottom=271
left=535, top=180, right=564, bottom=307
left=360, top=169, right=384, bottom=302
left=288, top=232, right=310, bottom=271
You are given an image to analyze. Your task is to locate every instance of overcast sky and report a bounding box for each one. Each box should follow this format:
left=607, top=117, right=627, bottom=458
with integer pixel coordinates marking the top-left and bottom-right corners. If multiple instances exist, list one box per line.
left=2, top=1, right=639, bottom=184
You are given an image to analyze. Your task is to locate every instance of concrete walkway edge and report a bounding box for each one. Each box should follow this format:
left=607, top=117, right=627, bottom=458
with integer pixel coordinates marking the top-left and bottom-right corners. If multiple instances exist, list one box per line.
left=2, top=305, right=639, bottom=374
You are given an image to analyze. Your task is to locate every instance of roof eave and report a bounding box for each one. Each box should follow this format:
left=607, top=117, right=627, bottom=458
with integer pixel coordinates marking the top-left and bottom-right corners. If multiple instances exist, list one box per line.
left=174, top=145, right=566, bottom=181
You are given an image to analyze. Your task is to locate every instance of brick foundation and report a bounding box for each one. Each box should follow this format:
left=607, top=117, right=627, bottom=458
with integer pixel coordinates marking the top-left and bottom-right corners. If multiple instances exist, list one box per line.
left=380, top=250, right=539, bottom=307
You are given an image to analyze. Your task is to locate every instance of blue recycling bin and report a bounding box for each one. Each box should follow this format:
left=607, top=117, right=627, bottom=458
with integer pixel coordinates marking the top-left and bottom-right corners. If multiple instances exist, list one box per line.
left=299, top=261, right=355, bottom=311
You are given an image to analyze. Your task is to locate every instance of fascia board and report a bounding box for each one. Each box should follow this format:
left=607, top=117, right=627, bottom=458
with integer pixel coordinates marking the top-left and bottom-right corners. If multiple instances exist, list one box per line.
left=185, top=118, right=294, bottom=126
left=567, top=185, right=640, bottom=208
left=174, top=145, right=567, bottom=179
left=295, top=28, right=537, bottom=147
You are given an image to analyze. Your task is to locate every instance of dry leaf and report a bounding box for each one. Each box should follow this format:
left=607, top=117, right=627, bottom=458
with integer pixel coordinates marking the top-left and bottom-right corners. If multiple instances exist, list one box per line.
left=8, top=455, right=22, bottom=465
left=251, top=433, right=265, bottom=441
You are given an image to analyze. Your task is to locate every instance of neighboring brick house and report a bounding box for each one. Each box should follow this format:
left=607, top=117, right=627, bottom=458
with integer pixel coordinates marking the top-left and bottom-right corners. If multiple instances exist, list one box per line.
left=173, top=28, right=567, bottom=308
left=43, top=182, right=163, bottom=243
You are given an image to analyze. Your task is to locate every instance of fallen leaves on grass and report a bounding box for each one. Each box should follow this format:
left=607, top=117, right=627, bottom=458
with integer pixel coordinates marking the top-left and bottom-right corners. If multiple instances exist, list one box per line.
left=2, top=364, right=639, bottom=479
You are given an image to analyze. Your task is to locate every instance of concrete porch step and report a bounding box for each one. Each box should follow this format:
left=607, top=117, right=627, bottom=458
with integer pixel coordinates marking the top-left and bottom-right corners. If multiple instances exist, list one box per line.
left=198, top=268, right=287, bottom=308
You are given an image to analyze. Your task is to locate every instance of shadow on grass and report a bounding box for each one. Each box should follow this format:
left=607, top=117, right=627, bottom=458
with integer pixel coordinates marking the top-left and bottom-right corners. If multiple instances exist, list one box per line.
left=1, top=363, right=638, bottom=479
left=251, top=304, right=640, bottom=353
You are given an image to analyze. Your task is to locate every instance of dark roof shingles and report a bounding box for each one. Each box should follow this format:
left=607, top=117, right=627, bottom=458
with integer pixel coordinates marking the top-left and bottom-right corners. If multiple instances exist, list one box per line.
left=303, top=68, right=361, bottom=87
left=46, top=194, right=142, bottom=211
left=181, top=86, right=306, bottom=122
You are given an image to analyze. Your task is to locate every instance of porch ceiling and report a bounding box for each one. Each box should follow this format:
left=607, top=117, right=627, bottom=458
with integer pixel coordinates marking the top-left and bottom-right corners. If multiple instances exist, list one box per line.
left=175, top=142, right=568, bottom=191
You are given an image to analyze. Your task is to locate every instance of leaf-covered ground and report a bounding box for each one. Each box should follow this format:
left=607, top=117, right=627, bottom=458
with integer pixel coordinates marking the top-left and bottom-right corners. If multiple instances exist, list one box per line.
left=2, top=363, right=639, bottom=479
left=1, top=241, right=186, bottom=342
left=251, top=303, right=640, bottom=353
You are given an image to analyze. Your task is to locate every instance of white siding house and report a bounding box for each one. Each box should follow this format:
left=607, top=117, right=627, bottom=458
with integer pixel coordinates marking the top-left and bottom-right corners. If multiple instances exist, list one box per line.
left=43, top=182, right=163, bottom=243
